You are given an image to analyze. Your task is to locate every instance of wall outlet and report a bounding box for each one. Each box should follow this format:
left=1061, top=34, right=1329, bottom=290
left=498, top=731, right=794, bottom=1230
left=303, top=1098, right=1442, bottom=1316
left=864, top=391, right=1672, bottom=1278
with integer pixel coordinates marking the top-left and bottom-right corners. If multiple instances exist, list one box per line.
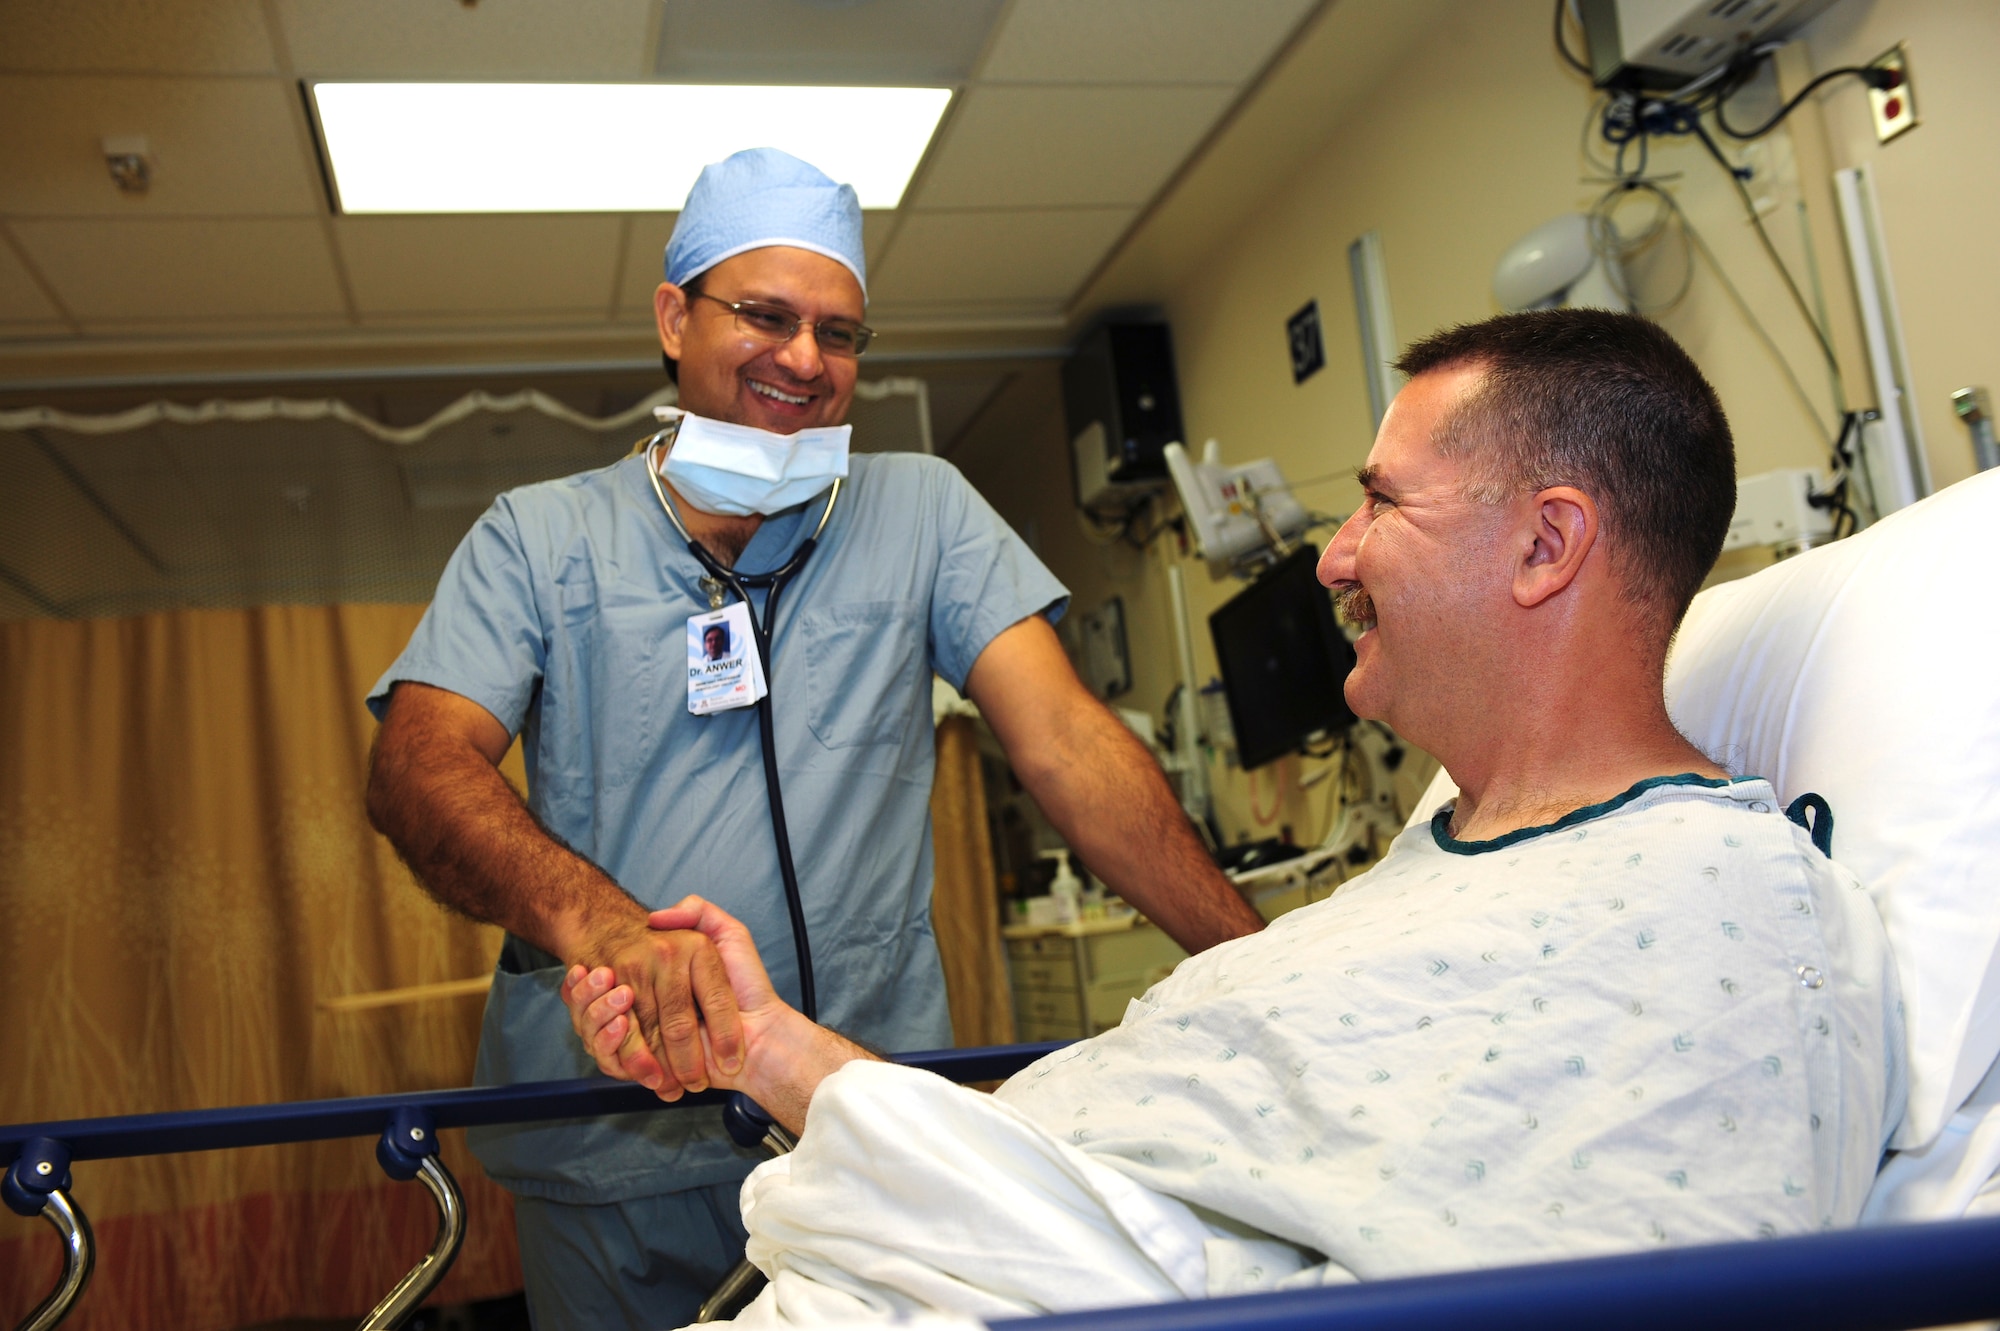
left=1869, top=45, right=1917, bottom=143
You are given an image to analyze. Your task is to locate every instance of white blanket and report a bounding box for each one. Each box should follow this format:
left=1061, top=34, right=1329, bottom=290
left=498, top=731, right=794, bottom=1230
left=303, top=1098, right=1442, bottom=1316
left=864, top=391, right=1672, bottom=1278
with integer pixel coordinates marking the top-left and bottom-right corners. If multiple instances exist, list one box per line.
left=718, top=1060, right=1329, bottom=1327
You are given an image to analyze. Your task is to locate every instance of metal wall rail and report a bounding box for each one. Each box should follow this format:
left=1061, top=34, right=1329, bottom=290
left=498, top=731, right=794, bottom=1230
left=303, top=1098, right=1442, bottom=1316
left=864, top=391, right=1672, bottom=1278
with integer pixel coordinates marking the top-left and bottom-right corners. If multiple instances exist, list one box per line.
left=1000, top=1210, right=2000, bottom=1331
left=1, top=1041, right=1068, bottom=1331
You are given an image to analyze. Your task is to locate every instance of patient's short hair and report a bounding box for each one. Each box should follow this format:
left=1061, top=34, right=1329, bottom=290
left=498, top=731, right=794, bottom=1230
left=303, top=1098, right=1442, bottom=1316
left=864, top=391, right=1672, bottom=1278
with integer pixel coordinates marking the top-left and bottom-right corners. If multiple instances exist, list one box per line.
left=1395, top=309, right=1735, bottom=636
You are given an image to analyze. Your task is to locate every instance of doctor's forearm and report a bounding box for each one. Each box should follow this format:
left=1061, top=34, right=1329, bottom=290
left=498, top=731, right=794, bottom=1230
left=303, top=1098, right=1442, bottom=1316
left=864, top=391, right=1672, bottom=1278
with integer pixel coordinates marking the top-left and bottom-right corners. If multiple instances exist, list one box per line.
left=366, top=697, right=647, bottom=962
left=1017, top=707, right=1263, bottom=953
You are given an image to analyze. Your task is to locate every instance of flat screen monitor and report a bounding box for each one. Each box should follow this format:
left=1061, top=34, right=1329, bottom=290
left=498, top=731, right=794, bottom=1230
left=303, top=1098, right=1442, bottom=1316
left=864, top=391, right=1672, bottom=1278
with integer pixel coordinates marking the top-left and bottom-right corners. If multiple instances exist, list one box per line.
left=1208, top=545, right=1358, bottom=771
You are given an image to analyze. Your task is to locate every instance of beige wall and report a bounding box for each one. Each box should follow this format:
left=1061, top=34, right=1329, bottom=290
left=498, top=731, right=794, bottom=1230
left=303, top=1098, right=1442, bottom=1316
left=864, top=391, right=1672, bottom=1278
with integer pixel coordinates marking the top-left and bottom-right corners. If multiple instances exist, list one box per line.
left=1800, top=0, right=2000, bottom=491
left=956, top=0, right=1998, bottom=847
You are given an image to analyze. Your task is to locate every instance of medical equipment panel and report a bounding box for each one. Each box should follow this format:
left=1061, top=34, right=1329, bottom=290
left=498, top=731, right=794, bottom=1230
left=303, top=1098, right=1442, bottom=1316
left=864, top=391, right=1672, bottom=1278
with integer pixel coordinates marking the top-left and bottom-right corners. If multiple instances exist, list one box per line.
left=1576, top=0, right=1837, bottom=90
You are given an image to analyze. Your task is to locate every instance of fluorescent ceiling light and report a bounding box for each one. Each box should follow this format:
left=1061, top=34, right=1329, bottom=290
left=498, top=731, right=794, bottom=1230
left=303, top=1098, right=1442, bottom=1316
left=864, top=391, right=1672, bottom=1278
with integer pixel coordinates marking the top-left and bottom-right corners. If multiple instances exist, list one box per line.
left=310, top=83, right=952, bottom=213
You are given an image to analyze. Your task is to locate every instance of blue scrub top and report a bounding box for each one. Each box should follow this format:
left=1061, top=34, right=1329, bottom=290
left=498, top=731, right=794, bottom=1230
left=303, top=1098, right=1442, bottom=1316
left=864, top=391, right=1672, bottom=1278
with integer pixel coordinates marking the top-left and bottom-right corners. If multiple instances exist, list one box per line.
left=368, top=449, right=1068, bottom=1201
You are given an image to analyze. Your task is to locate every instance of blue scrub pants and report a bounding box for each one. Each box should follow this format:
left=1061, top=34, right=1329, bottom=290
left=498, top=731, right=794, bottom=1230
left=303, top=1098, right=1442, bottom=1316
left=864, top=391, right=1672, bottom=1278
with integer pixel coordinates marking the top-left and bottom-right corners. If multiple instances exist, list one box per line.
left=514, top=1180, right=751, bottom=1331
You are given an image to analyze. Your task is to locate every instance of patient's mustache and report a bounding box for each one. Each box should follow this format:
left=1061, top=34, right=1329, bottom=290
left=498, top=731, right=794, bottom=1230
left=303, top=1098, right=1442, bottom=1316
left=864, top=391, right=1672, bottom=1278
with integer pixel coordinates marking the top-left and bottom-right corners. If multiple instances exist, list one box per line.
left=1334, top=585, right=1375, bottom=628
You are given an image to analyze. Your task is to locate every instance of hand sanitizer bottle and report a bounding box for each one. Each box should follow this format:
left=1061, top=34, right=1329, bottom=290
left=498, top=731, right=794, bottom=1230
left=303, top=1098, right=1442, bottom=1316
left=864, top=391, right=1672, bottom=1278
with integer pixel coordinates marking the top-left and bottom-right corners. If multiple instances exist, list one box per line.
left=1046, top=850, right=1084, bottom=926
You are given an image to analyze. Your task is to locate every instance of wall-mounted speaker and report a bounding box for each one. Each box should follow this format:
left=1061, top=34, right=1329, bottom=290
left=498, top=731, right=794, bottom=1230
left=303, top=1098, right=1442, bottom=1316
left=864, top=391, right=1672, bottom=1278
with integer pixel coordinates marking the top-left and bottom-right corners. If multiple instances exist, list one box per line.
left=1062, top=322, right=1182, bottom=511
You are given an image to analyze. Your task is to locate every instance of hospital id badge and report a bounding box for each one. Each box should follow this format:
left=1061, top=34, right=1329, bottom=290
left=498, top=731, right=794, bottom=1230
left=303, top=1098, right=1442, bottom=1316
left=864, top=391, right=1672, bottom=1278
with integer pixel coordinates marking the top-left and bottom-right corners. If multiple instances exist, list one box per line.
left=687, top=602, right=767, bottom=715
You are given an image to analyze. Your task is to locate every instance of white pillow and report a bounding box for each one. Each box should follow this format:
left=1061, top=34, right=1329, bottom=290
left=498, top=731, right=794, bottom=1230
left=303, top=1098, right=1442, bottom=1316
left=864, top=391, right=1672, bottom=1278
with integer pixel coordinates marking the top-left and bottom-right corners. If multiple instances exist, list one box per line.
left=1665, top=468, right=2000, bottom=1151
left=1405, top=469, right=2000, bottom=1153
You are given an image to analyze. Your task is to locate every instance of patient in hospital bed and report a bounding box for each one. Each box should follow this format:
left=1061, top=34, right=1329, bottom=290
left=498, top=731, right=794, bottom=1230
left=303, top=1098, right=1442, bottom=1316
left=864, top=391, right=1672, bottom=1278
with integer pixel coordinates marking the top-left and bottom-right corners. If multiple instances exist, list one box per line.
left=563, top=311, right=1909, bottom=1325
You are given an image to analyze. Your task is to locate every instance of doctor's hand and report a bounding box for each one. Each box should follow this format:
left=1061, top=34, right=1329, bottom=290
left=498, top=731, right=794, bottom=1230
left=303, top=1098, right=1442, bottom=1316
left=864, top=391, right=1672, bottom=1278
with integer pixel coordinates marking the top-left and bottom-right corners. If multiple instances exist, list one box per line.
left=560, top=913, right=744, bottom=1101
left=564, top=896, right=873, bottom=1136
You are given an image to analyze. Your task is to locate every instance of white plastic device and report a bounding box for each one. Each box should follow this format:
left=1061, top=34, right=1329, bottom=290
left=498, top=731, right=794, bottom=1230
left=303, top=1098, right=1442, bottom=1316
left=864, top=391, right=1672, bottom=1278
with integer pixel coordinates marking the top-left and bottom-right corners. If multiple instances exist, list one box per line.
left=1164, top=439, right=1311, bottom=578
left=1722, top=467, right=1834, bottom=555
left=1492, top=214, right=1628, bottom=313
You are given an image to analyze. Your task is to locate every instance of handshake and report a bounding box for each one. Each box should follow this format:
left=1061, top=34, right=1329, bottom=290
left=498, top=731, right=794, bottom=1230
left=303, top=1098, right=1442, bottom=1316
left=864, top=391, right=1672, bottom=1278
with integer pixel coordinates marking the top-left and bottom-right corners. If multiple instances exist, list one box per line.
left=559, top=896, right=870, bottom=1136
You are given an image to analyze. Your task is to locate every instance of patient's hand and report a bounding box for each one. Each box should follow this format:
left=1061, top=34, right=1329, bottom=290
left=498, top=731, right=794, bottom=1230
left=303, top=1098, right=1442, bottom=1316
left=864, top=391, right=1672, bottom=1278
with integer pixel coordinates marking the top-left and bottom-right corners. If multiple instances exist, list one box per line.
left=561, top=895, right=876, bottom=1134
left=561, top=963, right=673, bottom=1090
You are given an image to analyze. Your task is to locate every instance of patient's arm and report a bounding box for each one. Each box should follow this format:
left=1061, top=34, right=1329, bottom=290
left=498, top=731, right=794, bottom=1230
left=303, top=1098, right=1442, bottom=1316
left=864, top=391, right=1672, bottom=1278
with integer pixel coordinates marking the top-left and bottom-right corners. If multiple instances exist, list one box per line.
left=562, top=895, right=877, bottom=1136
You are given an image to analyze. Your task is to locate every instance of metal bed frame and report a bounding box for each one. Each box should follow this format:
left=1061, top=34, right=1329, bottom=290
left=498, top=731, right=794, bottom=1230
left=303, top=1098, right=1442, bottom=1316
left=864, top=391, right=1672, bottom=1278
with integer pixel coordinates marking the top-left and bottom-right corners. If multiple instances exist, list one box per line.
left=8, top=1040, right=2000, bottom=1331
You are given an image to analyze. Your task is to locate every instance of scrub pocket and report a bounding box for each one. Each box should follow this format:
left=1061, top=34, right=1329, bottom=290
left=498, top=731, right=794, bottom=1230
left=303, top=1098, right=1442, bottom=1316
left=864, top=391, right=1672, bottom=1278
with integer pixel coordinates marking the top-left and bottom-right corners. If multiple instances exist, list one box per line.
left=544, top=571, right=679, bottom=791
left=477, top=959, right=596, bottom=1086
left=799, top=600, right=925, bottom=749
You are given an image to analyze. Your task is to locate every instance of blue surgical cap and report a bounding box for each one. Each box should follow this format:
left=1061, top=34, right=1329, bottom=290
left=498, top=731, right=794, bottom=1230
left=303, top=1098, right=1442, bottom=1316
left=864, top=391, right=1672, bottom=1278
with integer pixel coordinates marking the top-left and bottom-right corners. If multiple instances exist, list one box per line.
left=663, top=148, right=867, bottom=299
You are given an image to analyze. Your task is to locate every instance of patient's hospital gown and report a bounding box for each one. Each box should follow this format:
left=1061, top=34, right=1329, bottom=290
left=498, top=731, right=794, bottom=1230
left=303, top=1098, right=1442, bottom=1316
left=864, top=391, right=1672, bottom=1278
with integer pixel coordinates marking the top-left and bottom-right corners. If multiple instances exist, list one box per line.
left=728, top=775, right=1907, bottom=1322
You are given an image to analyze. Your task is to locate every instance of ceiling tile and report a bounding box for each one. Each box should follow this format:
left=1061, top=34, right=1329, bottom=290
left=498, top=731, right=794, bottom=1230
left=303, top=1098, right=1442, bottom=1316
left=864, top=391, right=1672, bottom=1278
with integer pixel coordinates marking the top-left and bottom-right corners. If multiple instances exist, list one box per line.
left=0, top=0, right=277, bottom=75
left=275, top=0, right=657, bottom=78
left=0, top=239, right=63, bottom=323
left=979, top=0, right=1316, bottom=84
left=869, top=208, right=1134, bottom=305
left=337, top=215, right=624, bottom=316
left=862, top=211, right=896, bottom=271
left=11, top=218, right=348, bottom=322
left=655, top=0, right=1005, bottom=84
left=617, top=214, right=680, bottom=317
left=0, top=77, right=323, bottom=218
left=912, top=86, right=1236, bottom=210
left=613, top=213, right=895, bottom=318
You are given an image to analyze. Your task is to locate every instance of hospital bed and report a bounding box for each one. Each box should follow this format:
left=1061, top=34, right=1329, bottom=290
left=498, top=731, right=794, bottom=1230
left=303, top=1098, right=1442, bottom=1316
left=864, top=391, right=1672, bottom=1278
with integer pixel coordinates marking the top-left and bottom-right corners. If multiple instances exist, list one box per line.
left=7, top=467, right=2000, bottom=1329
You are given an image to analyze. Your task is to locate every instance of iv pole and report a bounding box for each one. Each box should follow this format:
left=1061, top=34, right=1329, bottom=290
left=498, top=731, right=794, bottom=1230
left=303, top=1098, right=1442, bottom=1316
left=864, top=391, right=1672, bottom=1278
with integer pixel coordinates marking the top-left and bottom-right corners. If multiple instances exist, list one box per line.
left=1164, top=559, right=1213, bottom=836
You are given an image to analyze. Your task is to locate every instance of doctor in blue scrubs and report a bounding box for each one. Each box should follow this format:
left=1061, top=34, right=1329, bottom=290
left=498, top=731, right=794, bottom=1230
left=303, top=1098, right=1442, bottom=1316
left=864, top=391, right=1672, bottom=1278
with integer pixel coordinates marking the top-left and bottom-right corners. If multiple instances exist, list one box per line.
left=363, top=148, right=1264, bottom=1331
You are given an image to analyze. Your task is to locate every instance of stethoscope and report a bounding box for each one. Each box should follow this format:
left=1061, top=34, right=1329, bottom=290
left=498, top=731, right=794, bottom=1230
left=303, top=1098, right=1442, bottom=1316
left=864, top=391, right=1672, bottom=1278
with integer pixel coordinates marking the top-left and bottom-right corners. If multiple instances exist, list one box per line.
left=643, top=428, right=839, bottom=1022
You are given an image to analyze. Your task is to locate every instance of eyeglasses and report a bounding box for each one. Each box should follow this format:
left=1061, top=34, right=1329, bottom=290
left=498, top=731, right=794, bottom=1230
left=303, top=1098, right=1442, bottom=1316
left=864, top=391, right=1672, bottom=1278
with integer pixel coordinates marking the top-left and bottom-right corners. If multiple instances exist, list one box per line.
left=692, top=292, right=874, bottom=358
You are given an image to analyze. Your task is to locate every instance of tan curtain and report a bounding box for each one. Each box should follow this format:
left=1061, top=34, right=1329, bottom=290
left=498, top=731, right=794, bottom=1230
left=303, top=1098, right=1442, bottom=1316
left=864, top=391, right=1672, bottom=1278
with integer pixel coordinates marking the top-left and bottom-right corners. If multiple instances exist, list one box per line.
left=928, top=715, right=1015, bottom=1049
left=0, top=605, right=521, bottom=1331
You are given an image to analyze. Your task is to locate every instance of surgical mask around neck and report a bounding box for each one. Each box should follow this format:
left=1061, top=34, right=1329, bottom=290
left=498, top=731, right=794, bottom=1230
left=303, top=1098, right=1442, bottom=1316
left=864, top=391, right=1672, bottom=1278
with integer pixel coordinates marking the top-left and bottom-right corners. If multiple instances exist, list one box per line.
left=659, top=410, right=851, bottom=517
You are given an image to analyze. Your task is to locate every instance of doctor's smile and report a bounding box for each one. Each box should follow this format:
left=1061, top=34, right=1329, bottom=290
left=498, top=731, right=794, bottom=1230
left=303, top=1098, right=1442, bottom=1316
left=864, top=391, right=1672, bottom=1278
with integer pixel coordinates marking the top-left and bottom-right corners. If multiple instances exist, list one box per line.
left=748, top=380, right=812, bottom=407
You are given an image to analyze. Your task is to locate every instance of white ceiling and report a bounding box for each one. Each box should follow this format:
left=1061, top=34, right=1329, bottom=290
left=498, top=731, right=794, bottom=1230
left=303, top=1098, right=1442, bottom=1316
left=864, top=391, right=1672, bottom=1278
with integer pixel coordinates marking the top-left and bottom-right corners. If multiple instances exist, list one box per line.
left=0, top=0, right=1324, bottom=385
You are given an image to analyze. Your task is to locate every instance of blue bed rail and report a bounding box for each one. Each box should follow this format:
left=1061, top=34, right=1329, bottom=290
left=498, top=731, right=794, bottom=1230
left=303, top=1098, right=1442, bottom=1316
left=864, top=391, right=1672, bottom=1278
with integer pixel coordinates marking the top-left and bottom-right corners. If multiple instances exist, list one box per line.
left=1, top=1041, right=1067, bottom=1331
left=0, top=1042, right=1060, bottom=1162
left=999, top=1210, right=2000, bottom=1331
left=9, top=1037, right=2000, bottom=1331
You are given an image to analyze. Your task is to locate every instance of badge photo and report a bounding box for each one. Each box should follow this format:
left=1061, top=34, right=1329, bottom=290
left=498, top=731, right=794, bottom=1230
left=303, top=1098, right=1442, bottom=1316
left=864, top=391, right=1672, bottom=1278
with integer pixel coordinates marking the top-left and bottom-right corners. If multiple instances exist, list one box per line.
left=687, top=601, right=766, bottom=714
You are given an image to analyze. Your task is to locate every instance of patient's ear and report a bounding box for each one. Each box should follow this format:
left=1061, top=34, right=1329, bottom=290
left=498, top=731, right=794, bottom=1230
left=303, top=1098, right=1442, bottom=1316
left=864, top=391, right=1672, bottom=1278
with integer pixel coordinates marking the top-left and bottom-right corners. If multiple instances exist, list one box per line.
left=1513, top=485, right=1598, bottom=609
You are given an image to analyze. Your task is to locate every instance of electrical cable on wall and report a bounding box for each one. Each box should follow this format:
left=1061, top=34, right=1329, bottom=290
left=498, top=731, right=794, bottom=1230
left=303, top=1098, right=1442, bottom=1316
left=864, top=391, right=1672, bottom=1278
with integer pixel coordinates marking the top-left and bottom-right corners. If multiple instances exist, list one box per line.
left=1605, top=179, right=1833, bottom=443
left=1585, top=180, right=1694, bottom=314
left=1550, top=0, right=1887, bottom=445
left=1713, top=62, right=1905, bottom=140
left=1552, top=4, right=1873, bottom=534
